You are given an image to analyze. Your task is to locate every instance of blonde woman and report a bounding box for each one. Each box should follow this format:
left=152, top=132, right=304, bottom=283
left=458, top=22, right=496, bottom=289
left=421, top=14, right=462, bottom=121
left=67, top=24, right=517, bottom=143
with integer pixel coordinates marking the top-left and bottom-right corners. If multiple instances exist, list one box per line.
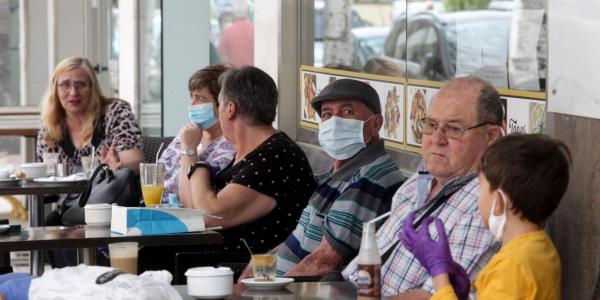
left=37, top=57, right=143, bottom=267
left=36, top=56, right=143, bottom=174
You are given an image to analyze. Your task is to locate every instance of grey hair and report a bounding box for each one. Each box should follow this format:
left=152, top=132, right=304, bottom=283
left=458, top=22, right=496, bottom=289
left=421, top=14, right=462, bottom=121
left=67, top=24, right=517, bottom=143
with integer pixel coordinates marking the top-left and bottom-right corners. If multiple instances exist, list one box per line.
left=219, top=66, right=278, bottom=126
left=476, top=82, right=503, bottom=125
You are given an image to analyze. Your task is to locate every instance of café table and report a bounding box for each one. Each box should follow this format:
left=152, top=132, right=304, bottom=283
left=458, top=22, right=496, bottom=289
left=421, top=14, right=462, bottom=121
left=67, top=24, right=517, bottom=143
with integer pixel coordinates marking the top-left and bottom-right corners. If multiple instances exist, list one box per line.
left=174, top=281, right=359, bottom=300
left=0, top=179, right=88, bottom=275
left=0, top=225, right=222, bottom=276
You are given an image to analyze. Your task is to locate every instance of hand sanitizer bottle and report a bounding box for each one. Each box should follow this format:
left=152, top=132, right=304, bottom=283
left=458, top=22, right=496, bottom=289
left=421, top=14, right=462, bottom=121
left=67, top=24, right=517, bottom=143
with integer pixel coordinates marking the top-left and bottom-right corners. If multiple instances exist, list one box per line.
left=356, top=221, right=382, bottom=297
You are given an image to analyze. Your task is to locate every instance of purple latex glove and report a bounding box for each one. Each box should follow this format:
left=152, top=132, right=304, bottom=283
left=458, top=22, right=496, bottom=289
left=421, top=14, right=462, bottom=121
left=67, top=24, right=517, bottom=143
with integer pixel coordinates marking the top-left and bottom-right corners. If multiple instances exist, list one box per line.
left=399, top=212, right=470, bottom=299
left=449, top=261, right=471, bottom=300
left=399, top=212, right=454, bottom=276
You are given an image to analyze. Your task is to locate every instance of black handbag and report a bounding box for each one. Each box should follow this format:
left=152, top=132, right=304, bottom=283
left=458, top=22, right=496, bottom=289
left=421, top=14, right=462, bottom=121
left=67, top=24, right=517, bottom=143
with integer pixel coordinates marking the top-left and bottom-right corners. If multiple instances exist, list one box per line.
left=60, top=163, right=142, bottom=225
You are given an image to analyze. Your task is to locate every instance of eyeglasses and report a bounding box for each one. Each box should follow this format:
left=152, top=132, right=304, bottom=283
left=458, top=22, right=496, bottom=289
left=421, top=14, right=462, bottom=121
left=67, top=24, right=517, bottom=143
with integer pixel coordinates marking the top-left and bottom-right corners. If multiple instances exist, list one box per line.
left=421, top=118, right=493, bottom=139
left=57, top=81, right=90, bottom=92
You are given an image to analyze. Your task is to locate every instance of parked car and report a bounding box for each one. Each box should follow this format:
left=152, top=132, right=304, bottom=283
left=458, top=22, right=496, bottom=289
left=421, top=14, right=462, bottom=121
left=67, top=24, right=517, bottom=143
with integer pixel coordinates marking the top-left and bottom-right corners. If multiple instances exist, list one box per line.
left=382, top=10, right=547, bottom=90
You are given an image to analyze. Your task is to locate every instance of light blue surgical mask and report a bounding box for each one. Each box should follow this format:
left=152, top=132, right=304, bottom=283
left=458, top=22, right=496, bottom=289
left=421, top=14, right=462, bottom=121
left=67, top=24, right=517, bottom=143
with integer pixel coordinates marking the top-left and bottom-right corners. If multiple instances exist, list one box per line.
left=188, top=103, right=218, bottom=129
left=318, top=116, right=372, bottom=160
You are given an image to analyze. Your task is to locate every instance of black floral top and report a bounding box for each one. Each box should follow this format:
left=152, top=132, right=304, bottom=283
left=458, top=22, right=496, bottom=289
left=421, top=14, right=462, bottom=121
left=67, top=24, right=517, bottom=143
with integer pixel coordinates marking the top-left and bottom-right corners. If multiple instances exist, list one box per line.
left=36, top=99, right=142, bottom=170
left=214, top=132, right=317, bottom=253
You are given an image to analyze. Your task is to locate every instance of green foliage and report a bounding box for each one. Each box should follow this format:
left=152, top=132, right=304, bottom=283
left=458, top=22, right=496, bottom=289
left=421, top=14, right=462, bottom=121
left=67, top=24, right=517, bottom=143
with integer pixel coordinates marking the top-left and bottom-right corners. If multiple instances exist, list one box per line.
left=443, top=0, right=492, bottom=11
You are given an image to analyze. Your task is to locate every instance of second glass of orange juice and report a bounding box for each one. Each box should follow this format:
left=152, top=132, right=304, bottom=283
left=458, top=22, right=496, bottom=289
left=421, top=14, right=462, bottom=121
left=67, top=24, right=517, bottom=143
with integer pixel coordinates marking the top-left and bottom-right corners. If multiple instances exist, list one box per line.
left=140, top=163, right=165, bottom=207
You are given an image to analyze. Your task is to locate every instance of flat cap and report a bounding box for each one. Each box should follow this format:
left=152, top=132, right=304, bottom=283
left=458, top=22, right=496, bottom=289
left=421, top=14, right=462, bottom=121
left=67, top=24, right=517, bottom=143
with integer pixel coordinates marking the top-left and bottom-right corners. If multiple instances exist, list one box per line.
left=311, top=79, right=381, bottom=115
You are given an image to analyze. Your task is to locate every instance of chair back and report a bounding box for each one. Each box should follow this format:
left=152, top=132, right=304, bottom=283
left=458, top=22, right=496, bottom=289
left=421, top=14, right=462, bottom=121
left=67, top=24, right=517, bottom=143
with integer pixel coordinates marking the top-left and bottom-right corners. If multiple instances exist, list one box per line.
left=142, top=136, right=175, bottom=163
left=297, top=142, right=333, bottom=175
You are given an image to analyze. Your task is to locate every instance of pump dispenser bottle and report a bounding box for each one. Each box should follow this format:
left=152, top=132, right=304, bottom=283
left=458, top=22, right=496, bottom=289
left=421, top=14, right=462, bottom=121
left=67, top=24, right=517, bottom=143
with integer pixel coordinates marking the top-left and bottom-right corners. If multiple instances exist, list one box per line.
left=356, top=221, right=381, bottom=297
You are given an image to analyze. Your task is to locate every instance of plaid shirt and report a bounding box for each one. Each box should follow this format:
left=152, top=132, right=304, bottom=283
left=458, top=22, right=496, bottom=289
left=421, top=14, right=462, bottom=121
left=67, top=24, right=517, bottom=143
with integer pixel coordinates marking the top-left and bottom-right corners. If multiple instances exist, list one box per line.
left=343, top=163, right=499, bottom=296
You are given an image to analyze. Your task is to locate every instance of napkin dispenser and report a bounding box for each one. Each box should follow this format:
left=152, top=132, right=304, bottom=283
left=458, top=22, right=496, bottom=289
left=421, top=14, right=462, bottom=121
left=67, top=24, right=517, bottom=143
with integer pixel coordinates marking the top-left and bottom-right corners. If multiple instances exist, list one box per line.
left=111, top=205, right=206, bottom=235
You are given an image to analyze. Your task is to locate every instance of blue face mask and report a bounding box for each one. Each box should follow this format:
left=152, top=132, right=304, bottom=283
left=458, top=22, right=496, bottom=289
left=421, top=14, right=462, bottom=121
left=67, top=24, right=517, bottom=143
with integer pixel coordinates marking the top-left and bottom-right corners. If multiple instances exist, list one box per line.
left=318, top=116, right=370, bottom=160
left=188, top=103, right=218, bottom=129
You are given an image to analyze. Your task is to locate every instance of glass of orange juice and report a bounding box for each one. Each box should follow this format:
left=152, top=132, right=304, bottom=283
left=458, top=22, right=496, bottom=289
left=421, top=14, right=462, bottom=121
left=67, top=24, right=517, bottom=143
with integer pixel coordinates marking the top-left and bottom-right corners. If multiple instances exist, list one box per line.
left=140, top=163, right=165, bottom=207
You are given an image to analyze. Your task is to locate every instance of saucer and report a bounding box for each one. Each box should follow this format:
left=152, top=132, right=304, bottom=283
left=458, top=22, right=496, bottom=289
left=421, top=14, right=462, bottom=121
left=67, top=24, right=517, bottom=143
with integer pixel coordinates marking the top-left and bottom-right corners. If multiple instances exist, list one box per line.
left=240, top=277, right=294, bottom=290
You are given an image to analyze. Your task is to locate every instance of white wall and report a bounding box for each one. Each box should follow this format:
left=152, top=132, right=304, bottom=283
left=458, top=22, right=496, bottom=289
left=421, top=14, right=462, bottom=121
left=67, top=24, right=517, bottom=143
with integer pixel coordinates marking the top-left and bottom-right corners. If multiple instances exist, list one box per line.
left=162, top=0, right=210, bottom=136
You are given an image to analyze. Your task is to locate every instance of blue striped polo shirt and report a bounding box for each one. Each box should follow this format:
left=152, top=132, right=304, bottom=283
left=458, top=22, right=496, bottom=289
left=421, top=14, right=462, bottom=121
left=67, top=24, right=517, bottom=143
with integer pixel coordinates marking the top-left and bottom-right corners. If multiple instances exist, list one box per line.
left=275, top=139, right=405, bottom=275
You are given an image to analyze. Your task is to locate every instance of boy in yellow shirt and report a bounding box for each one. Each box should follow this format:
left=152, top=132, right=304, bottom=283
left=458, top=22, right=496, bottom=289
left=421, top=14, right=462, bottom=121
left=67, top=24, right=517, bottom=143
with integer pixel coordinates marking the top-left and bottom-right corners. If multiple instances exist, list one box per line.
left=400, top=134, right=571, bottom=299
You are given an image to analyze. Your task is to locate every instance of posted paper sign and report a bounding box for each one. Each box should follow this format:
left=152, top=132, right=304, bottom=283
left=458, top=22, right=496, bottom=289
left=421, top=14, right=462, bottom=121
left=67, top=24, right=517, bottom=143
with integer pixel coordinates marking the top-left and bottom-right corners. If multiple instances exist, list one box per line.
left=111, top=205, right=206, bottom=235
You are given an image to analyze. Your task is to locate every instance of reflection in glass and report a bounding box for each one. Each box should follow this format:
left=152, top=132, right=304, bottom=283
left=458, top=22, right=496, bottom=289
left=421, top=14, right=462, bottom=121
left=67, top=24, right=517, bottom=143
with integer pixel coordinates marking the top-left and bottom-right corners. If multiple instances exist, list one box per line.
left=0, top=0, right=20, bottom=107
left=312, top=0, right=546, bottom=91
left=139, top=0, right=162, bottom=136
left=210, top=0, right=255, bottom=67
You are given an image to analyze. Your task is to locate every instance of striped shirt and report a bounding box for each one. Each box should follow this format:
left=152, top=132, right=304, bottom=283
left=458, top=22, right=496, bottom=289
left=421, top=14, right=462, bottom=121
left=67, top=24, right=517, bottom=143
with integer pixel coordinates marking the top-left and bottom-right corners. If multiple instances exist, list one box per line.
left=343, top=164, right=499, bottom=296
left=276, top=140, right=405, bottom=275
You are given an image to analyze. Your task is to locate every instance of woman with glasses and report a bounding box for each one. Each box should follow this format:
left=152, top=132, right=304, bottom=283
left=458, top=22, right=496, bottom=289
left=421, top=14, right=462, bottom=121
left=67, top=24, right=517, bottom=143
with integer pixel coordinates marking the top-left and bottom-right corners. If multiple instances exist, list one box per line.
left=36, top=57, right=143, bottom=267
left=36, top=56, right=143, bottom=174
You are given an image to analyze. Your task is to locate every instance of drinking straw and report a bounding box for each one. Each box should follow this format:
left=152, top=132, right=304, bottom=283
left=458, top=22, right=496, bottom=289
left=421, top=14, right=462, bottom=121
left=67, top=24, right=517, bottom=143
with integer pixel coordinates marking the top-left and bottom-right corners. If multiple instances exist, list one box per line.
left=155, top=142, right=165, bottom=163
left=90, top=146, right=96, bottom=171
left=368, top=211, right=391, bottom=224
left=240, top=238, right=254, bottom=255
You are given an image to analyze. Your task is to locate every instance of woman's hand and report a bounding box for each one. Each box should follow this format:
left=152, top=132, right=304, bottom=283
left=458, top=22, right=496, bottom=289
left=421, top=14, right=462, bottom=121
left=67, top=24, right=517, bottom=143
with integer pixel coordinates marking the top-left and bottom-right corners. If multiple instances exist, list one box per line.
left=101, top=140, right=123, bottom=171
left=179, top=123, right=203, bottom=150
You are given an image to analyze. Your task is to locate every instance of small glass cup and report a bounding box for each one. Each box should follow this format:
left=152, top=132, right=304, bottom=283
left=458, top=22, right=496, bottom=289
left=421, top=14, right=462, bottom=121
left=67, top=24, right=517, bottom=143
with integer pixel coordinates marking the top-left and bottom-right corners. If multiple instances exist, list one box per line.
left=140, top=163, right=165, bottom=208
left=81, top=155, right=100, bottom=177
left=43, top=152, right=59, bottom=176
left=109, top=242, right=139, bottom=274
left=56, top=163, right=71, bottom=177
left=252, top=254, right=277, bottom=282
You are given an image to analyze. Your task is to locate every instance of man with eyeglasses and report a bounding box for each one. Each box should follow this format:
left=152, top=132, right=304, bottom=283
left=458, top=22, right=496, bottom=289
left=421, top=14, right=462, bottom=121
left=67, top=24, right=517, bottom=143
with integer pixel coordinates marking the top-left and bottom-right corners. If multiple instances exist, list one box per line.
left=343, top=77, right=503, bottom=298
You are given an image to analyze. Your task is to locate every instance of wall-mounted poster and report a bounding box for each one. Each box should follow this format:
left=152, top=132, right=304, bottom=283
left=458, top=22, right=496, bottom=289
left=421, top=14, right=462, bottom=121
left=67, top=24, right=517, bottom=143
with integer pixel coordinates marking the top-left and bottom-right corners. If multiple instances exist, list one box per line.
left=301, top=72, right=318, bottom=123
left=366, top=80, right=406, bottom=144
left=406, top=84, right=439, bottom=148
left=504, top=95, right=546, bottom=134
left=381, top=84, right=405, bottom=143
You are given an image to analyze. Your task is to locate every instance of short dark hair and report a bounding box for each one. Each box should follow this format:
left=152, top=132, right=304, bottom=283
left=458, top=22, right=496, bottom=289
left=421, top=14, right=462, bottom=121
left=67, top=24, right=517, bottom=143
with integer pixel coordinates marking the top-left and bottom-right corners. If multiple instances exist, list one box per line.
left=219, top=66, right=278, bottom=126
left=480, top=134, right=572, bottom=224
left=188, top=64, right=230, bottom=105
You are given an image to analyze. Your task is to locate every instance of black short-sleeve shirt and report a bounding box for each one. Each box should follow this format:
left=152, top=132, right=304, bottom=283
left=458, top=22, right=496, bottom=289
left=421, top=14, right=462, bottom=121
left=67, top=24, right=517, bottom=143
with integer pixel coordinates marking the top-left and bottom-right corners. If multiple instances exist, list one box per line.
left=214, top=132, right=316, bottom=253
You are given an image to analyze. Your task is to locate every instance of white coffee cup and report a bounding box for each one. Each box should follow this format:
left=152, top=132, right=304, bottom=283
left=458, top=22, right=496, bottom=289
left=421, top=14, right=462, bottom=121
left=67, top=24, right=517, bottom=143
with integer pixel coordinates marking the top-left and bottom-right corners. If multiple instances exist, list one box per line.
left=20, top=163, right=48, bottom=179
left=84, top=203, right=112, bottom=226
left=185, top=267, right=233, bottom=298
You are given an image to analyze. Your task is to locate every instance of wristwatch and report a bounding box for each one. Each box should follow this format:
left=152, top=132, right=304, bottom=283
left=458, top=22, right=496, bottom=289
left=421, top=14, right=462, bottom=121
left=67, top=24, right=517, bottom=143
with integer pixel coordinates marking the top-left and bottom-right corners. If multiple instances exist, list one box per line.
left=187, top=161, right=210, bottom=180
left=180, top=148, right=197, bottom=156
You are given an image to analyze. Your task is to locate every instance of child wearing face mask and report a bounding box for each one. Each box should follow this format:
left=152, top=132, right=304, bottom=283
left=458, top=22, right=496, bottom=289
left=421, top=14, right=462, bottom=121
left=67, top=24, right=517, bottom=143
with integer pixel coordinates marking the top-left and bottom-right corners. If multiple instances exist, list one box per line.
left=399, top=134, right=571, bottom=300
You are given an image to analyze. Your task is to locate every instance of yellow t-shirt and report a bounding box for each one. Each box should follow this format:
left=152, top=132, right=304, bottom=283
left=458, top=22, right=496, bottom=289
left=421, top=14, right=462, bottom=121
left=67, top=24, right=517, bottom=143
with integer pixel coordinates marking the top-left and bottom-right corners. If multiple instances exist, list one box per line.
left=431, top=230, right=561, bottom=300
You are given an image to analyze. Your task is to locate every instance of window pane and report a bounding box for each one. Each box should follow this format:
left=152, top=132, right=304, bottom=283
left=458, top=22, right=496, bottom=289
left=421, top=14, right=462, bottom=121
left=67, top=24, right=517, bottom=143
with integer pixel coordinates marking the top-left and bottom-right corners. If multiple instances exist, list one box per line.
left=210, top=0, right=255, bottom=67
left=139, top=0, right=162, bottom=136
left=0, top=0, right=20, bottom=107
left=313, top=1, right=405, bottom=77
left=0, top=0, right=22, bottom=168
left=309, top=0, right=547, bottom=91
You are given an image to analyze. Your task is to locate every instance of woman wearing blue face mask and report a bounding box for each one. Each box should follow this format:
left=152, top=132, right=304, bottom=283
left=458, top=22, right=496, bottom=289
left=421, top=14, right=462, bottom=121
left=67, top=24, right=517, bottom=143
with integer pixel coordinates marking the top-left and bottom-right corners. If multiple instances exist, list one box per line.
left=157, top=65, right=235, bottom=207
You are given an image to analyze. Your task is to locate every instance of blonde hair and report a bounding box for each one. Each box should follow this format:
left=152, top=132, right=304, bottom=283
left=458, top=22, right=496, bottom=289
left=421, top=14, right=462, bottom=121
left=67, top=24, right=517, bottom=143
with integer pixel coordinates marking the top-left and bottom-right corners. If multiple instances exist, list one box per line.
left=40, top=57, right=112, bottom=147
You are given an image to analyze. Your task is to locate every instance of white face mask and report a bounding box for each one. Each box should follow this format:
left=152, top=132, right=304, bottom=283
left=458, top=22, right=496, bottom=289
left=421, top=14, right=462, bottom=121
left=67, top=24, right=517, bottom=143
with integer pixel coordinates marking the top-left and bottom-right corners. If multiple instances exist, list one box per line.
left=488, top=189, right=508, bottom=241
left=318, top=116, right=372, bottom=160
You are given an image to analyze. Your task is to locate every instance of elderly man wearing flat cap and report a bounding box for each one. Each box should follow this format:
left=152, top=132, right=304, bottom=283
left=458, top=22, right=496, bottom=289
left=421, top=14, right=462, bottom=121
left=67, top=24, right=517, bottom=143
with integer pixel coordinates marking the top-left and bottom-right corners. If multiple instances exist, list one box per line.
left=257, top=78, right=405, bottom=278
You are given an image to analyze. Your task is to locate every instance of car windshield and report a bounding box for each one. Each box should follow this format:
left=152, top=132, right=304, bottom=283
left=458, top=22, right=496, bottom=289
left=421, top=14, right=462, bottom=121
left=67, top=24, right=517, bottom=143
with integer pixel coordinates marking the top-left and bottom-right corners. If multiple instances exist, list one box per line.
left=359, top=35, right=387, bottom=56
